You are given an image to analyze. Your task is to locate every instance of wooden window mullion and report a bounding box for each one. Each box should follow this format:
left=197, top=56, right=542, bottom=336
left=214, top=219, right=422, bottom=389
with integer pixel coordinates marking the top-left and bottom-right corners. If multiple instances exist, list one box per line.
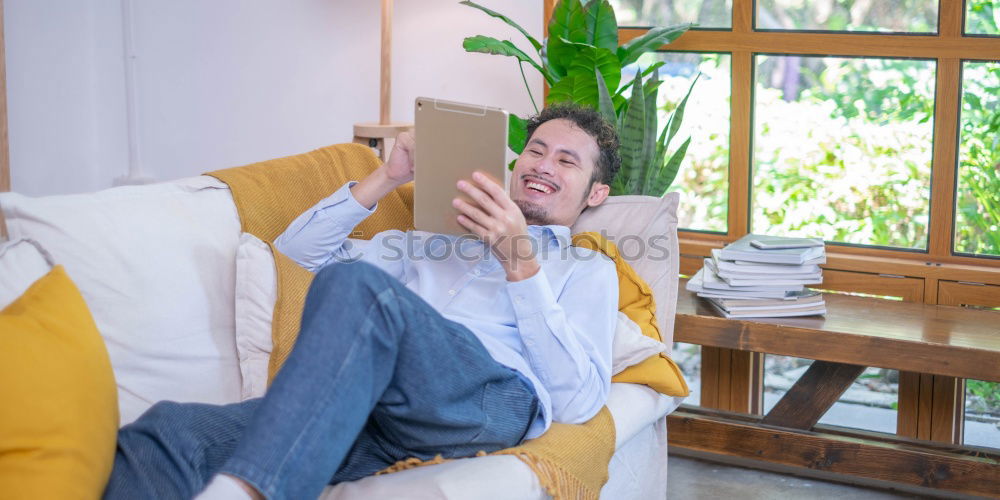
left=927, top=57, right=961, bottom=280
left=729, top=51, right=752, bottom=238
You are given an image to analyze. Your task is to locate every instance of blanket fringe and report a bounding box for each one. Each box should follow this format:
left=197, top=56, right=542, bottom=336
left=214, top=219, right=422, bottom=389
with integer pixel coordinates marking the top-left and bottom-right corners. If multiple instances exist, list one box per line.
left=376, top=453, right=451, bottom=475
left=492, top=450, right=596, bottom=500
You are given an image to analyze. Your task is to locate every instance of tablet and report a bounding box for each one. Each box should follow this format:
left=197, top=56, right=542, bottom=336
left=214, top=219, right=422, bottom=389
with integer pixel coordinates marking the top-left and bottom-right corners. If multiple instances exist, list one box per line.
left=413, top=97, right=509, bottom=236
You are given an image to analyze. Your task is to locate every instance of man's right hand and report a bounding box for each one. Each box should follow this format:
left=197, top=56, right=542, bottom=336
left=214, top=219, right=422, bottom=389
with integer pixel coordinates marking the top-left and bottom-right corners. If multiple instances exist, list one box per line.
left=383, top=131, right=415, bottom=186
left=351, top=131, right=415, bottom=210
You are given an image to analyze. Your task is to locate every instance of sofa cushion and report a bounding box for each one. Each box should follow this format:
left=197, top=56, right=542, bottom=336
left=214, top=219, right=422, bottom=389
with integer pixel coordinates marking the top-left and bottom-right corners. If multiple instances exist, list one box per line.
left=0, top=265, right=119, bottom=499
left=572, top=232, right=688, bottom=397
left=234, top=233, right=276, bottom=400
left=571, top=193, right=681, bottom=347
left=611, top=312, right=667, bottom=375
left=0, top=238, right=53, bottom=309
left=0, top=176, right=243, bottom=424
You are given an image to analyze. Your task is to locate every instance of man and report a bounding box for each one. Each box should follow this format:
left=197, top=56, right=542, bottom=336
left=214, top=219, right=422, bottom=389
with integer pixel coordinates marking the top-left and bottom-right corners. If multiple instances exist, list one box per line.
left=104, top=104, right=622, bottom=500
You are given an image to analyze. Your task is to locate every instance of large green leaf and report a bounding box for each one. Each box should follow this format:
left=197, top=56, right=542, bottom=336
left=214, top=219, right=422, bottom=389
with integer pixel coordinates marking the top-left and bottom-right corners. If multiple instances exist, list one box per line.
left=460, top=1, right=542, bottom=52
left=545, top=44, right=620, bottom=108
left=641, top=61, right=666, bottom=79
left=617, top=74, right=648, bottom=194
left=616, top=23, right=691, bottom=67
left=508, top=113, right=528, bottom=154
left=463, top=36, right=553, bottom=85
left=650, top=137, right=690, bottom=196
left=664, top=73, right=700, bottom=152
left=595, top=67, right=616, bottom=126
left=639, top=70, right=660, bottom=193
left=613, top=62, right=665, bottom=97
left=546, top=0, right=587, bottom=78
left=576, top=0, right=618, bottom=51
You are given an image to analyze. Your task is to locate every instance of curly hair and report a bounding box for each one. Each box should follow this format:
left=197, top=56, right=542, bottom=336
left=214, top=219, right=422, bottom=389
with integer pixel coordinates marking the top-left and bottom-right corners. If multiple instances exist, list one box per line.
left=523, top=104, right=621, bottom=186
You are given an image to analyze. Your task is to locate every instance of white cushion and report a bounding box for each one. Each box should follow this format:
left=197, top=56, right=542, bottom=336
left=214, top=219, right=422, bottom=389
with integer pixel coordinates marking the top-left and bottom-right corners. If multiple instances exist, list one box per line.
left=0, top=176, right=244, bottom=424
left=611, top=312, right=667, bottom=375
left=572, top=193, right=681, bottom=347
left=234, top=233, right=276, bottom=400
left=0, top=238, right=53, bottom=309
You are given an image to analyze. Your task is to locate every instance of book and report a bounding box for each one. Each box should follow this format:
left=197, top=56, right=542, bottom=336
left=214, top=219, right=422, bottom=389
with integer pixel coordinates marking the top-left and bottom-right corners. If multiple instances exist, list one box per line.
left=710, top=296, right=824, bottom=312
left=707, top=299, right=826, bottom=319
left=719, top=273, right=823, bottom=287
left=719, top=234, right=825, bottom=265
left=735, top=255, right=826, bottom=266
left=709, top=290, right=823, bottom=308
left=750, top=236, right=824, bottom=250
left=712, top=249, right=822, bottom=275
left=701, top=259, right=805, bottom=292
left=689, top=272, right=794, bottom=299
left=688, top=269, right=794, bottom=299
left=697, top=290, right=795, bottom=300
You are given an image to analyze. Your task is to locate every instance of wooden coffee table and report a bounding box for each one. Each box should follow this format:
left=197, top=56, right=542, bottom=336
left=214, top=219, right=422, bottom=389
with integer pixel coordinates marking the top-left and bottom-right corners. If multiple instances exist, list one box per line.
left=668, top=284, right=1000, bottom=497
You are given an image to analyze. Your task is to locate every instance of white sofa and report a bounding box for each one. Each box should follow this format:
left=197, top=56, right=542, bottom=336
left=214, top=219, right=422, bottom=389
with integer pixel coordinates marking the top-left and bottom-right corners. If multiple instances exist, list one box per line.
left=0, top=172, right=685, bottom=499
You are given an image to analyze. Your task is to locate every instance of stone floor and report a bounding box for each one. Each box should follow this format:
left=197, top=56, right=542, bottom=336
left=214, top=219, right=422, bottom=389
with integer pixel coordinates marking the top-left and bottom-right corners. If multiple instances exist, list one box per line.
left=667, top=455, right=926, bottom=499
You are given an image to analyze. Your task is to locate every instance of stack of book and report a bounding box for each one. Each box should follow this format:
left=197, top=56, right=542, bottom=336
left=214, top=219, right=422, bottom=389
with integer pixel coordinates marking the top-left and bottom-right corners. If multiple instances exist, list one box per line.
left=686, top=234, right=827, bottom=318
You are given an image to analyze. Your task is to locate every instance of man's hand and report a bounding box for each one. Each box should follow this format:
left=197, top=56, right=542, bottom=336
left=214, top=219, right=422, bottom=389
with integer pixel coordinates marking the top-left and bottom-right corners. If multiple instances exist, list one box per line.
left=454, top=172, right=540, bottom=282
left=382, top=131, right=415, bottom=186
left=351, top=131, right=414, bottom=210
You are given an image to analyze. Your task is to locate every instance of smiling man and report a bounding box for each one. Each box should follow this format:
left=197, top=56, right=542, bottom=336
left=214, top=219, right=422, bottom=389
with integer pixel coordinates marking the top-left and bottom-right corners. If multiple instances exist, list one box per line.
left=103, top=105, right=623, bottom=500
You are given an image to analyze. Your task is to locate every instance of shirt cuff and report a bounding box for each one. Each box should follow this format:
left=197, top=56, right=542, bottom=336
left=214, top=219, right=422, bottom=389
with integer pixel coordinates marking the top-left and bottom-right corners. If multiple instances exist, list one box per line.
left=506, top=267, right=558, bottom=317
left=317, top=181, right=377, bottom=220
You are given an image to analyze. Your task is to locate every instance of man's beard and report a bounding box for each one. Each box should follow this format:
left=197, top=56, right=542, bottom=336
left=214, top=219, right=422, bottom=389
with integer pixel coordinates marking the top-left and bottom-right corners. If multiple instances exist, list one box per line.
left=514, top=199, right=553, bottom=226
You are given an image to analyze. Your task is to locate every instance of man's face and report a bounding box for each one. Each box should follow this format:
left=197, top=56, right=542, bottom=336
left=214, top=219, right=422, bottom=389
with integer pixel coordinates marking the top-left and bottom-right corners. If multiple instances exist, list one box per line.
left=508, top=118, right=610, bottom=227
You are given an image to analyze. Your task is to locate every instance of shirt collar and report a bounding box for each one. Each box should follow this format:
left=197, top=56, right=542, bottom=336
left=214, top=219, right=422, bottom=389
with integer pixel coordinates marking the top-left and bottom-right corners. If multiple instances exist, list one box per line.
left=527, top=224, right=571, bottom=248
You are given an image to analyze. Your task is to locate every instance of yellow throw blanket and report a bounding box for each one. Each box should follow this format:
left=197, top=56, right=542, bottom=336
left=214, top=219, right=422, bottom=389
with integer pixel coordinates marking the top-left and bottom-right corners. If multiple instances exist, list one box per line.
left=208, top=143, right=615, bottom=499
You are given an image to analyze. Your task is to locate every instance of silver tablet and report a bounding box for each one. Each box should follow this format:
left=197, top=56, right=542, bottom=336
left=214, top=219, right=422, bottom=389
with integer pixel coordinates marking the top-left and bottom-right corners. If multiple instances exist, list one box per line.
left=413, top=97, right=509, bottom=236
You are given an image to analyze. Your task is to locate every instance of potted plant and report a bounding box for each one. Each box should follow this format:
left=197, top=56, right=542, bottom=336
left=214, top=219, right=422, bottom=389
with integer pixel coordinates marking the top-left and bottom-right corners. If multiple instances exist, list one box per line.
left=461, top=0, right=697, bottom=196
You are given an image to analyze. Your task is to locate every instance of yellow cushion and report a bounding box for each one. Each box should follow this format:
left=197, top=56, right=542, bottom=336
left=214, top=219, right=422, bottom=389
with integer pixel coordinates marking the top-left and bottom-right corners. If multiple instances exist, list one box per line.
left=572, top=233, right=689, bottom=397
left=0, top=266, right=119, bottom=499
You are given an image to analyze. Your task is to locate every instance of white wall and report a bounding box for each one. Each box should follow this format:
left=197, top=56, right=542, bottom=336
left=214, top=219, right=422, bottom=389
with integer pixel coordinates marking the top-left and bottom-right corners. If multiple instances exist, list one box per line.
left=4, top=0, right=543, bottom=196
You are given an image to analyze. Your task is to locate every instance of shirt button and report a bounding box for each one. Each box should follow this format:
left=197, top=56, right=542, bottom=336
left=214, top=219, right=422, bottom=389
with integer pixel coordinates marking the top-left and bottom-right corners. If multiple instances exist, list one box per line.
left=448, top=289, right=457, bottom=296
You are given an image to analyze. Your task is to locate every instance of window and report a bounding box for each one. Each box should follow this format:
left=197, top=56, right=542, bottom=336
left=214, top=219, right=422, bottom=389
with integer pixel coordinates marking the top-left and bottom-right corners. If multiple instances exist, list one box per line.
left=638, top=51, right=731, bottom=233
left=610, top=0, right=733, bottom=29
left=752, top=55, right=934, bottom=249
left=955, top=60, right=1000, bottom=257
left=756, top=0, right=937, bottom=33
left=674, top=342, right=702, bottom=406
left=966, top=0, right=1000, bottom=35
left=965, top=379, right=1000, bottom=447
left=608, top=0, right=1000, bottom=289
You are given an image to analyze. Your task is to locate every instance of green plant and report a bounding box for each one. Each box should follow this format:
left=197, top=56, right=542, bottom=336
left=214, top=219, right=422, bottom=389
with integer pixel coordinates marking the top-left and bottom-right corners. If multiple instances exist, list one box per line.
left=460, top=0, right=695, bottom=196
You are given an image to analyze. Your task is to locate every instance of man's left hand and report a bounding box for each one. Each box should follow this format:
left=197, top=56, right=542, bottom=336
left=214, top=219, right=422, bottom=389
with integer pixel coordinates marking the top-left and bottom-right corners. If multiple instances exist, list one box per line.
left=454, top=172, right=540, bottom=282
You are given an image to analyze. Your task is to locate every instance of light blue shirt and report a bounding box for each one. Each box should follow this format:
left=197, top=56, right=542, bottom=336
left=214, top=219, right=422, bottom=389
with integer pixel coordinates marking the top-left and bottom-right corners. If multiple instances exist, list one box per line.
left=275, top=182, right=618, bottom=438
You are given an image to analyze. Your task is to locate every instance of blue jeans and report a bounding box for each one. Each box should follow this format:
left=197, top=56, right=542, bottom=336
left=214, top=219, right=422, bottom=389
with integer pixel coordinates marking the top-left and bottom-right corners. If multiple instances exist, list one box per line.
left=104, top=261, right=539, bottom=500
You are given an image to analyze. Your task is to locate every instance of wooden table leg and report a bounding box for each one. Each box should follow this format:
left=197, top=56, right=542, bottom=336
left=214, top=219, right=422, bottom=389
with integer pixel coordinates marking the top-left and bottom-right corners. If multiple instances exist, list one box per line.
left=762, top=360, right=866, bottom=430
left=701, top=346, right=763, bottom=414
